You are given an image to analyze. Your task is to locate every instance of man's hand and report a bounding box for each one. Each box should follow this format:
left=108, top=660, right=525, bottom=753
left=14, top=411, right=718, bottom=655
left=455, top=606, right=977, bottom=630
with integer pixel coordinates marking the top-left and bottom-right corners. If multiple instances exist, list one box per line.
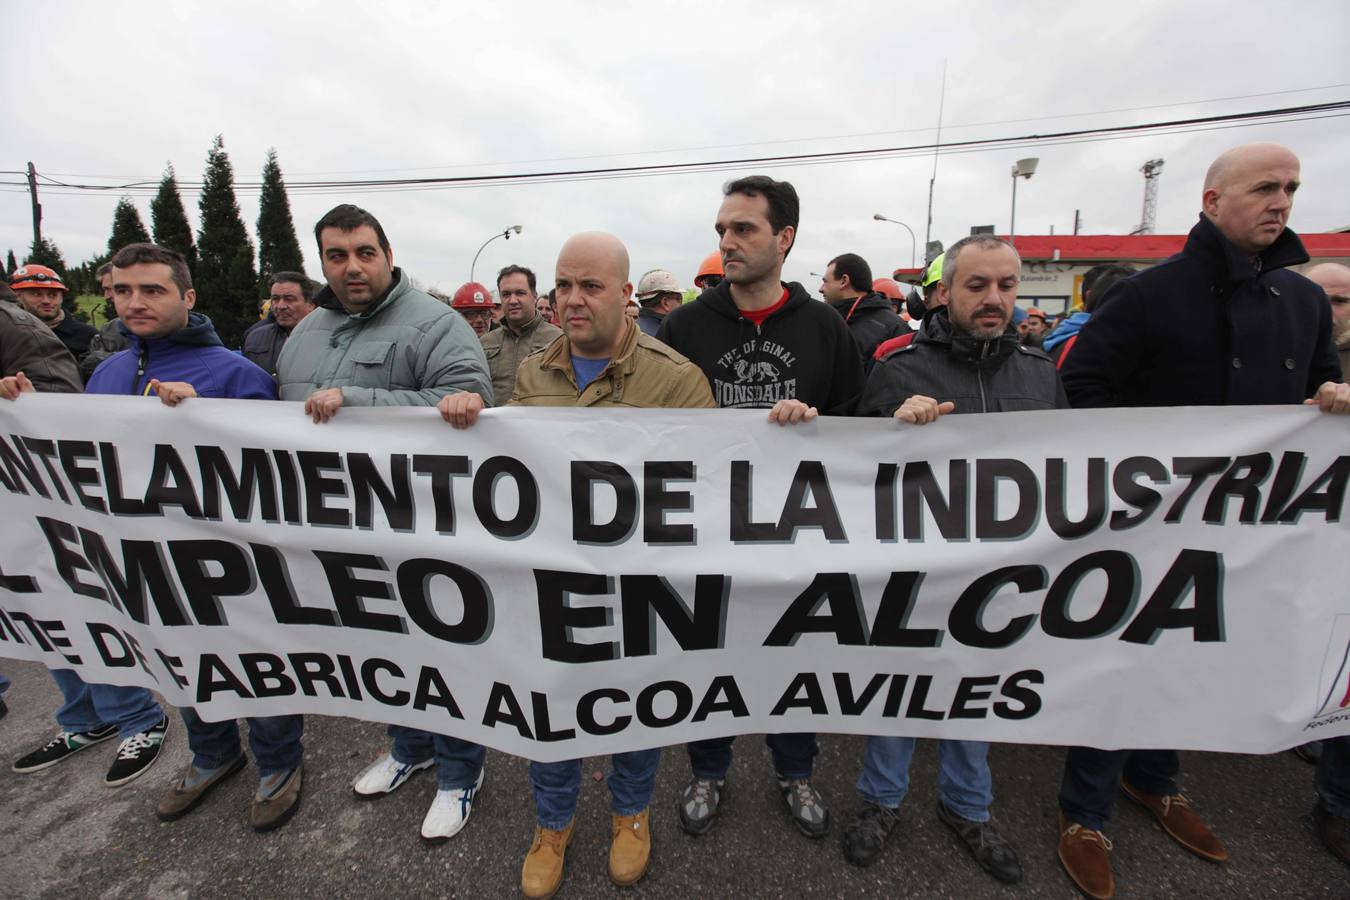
left=1305, top=381, right=1350, bottom=414
left=767, top=399, right=818, bottom=426
left=148, top=379, right=197, bottom=407
left=439, top=392, right=486, bottom=429
left=894, top=395, right=955, bottom=425
left=304, top=387, right=345, bottom=424
left=0, top=372, right=34, bottom=401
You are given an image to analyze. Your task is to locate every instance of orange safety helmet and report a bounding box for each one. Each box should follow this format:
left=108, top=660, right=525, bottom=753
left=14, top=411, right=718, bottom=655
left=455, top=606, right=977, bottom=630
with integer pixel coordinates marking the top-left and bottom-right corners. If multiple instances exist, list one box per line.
left=9, top=263, right=67, bottom=292
left=451, top=282, right=494, bottom=310
left=694, top=251, right=723, bottom=288
left=872, top=278, right=903, bottom=301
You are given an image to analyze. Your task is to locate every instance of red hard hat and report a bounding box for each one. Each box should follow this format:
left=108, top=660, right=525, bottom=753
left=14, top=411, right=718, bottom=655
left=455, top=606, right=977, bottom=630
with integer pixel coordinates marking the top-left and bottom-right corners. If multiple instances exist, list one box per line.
left=694, top=251, right=723, bottom=288
left=452, top=282, right=494, bottom=310
left=872, top=277, right=903, bottom=301
left=10, top=264, right=67, bottom=292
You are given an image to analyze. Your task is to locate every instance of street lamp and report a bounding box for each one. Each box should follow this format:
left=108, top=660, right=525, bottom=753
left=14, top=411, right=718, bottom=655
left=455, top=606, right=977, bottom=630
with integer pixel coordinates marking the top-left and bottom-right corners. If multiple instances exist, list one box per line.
left=872, top=214, right=917, bottom=269
left=470, top=225, right=523, bottom=283
left=1009, top=158, right=1038, bottom=249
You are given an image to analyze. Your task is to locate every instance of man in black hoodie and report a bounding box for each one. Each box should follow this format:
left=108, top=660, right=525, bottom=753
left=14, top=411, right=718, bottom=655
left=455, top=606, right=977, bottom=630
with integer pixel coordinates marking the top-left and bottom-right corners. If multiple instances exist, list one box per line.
left=658, top=175, right=865, bottom=841
left=820, top=252, right=906, bottom=371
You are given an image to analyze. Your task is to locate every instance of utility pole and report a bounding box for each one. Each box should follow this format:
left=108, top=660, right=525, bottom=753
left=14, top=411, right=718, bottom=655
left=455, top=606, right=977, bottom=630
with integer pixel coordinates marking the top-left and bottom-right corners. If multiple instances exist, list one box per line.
left=1073, top=209, right=1082, bottom=235
left=923, top=59, right=947, bottom=260
left=26, top=162, right=42, bottom=247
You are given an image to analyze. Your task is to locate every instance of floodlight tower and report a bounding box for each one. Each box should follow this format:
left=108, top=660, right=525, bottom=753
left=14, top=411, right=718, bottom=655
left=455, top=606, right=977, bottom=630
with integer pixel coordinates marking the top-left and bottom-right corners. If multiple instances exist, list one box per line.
left=1137, top=159, right=1165, bottom=235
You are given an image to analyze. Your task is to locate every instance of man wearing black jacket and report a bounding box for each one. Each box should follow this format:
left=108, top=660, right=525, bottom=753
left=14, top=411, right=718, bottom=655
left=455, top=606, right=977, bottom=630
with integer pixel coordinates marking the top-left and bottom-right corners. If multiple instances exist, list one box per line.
left=658, top=175, right=865, bottom=842
left=1058, top=142, right=1350, bottom=899
left=820, top=252, right=906, bottom=370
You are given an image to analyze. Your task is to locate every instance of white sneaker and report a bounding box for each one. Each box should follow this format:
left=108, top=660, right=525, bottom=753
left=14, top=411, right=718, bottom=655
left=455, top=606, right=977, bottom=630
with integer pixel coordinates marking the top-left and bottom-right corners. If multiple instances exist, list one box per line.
left=420, top=768, right=485, bottom=843
left=351, top=752, right=433, bottom=798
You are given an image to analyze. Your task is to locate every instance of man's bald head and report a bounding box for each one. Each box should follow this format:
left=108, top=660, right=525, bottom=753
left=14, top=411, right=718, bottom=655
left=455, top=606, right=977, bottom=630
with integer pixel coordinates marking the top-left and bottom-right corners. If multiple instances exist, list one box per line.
left=558, top=231, right=630, bottom=283
left=555, top=231, right=635, bottom=360
left=1308, top=263, right=1350, bottom=338
left=1201, top=143, right=1301, bottom=256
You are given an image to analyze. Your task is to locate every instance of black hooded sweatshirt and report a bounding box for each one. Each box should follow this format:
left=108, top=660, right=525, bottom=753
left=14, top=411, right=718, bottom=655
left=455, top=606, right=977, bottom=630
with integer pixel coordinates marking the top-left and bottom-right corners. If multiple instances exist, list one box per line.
left=828, top=292, right=908, bottom=372
left=657, top=280, right=864, bottom=414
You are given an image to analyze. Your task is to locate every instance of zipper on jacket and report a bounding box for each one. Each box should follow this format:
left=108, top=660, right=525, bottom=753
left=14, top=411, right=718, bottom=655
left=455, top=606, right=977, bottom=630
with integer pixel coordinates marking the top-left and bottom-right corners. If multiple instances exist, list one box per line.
left=977, top=339, right=991, bottom=412
left=132, top=346, right=149, bottom=395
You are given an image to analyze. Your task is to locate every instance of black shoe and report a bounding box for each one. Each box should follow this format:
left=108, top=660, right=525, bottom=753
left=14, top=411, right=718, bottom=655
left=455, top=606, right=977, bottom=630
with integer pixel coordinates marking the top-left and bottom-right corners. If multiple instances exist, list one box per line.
left=678, top=776, right=726, bottom=835
left=777, top=775, right=829, bottom=838
left=1293, top=741, right=1323, bottom=765
left=937, top=799, right=1024, bottom=884
left=1314, top=805, right=1350, bottom=867
left=105, top=716, right=169, bottom=786
left=12, top=724, right=118, bottom=773
left=0, top=695, right=8, bottom=720
left=842, top=801, right=898, bottom=867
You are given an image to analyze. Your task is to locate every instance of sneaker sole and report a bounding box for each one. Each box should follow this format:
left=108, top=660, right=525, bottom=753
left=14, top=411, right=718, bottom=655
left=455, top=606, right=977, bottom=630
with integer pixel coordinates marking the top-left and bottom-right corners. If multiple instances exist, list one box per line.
left=12, top=729, right=119, bottom=774
left=352, top=757, right=435, bottom=800
left=156, top=754, right=248, bottom=822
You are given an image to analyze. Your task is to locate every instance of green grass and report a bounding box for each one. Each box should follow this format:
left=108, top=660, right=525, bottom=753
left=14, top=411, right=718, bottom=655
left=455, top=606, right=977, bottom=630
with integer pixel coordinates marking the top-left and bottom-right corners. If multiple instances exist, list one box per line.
left=74, top=293, right=109, bottom=327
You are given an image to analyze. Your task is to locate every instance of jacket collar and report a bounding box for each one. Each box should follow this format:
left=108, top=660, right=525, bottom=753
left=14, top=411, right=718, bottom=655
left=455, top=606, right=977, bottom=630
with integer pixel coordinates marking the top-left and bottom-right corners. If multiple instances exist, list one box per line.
left=916, top=306, right=1020, bottom=369
left=1184, top=213, right=1310, bottom=284
left=312, top=268, right=408, bottom=319
left=539, top=317, right=641, bottom=388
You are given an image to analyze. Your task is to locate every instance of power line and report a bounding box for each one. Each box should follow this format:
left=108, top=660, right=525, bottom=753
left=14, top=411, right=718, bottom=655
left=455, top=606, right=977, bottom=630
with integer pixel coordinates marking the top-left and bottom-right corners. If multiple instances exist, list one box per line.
left=4, top=101, right=1346, bottom=198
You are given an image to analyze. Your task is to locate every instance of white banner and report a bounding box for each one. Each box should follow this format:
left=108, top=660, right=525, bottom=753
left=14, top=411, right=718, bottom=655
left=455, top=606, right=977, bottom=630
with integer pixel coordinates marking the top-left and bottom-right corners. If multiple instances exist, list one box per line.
left=0, top=395, right=1348, bottom=761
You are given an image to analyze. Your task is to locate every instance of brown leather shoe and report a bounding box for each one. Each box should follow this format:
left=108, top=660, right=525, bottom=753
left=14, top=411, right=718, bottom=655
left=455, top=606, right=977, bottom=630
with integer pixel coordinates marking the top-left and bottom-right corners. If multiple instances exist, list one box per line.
left=250, top=765, right=303, bottom=833
left=1120, top=781, right=1227, bottom=862
left=609, top=808, right=652, bottom=887
left=156, top=754, right=247, bottom=822
left=1058, top=811, right=1114, bottom=900
left=522, top=820, right=574, bottom=899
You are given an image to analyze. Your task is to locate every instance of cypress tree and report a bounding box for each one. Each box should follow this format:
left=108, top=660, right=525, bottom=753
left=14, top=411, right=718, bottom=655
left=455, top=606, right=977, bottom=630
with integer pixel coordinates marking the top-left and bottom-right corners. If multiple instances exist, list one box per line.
left=150, top=163, right=198, bottom=273
left=195, top=135, right=258, bottom=347
left=5, top=249, right=15, bottom=279
left=256, top=149, right=306, bottom=286
left=107, top=197, right=151, bottom=256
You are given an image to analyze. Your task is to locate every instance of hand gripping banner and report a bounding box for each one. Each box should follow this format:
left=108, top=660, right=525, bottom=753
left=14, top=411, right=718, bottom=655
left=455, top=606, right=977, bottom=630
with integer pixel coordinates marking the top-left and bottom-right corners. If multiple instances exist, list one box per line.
left=0, top=395, right=1347, bottom=761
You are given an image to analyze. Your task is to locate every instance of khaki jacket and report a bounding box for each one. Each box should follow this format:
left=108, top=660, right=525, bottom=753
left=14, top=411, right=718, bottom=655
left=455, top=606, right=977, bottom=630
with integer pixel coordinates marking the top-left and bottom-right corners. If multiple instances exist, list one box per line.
left=511, top=319, right=714, bottom=409
left=481, top=313, right=561, bottom=404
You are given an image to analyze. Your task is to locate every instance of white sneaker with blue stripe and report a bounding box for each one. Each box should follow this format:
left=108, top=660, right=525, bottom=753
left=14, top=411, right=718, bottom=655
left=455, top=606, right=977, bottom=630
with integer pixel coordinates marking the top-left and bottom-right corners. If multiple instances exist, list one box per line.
left=351, top=752, right=433, bottom=798
left=421, top=768, right=485, bottom=843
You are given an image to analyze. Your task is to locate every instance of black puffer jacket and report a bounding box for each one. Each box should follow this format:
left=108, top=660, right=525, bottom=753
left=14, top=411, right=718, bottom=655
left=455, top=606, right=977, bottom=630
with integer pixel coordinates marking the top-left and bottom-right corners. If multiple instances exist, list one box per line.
left=657, top=280, right=864, bottom=414
left=829, top=292, right=908, bottom=372
left=242, top=317, right=289, bottom=379
left=859, top=306, right=1067, bottom=416
left=1061, top=214, right=1341, bottom=408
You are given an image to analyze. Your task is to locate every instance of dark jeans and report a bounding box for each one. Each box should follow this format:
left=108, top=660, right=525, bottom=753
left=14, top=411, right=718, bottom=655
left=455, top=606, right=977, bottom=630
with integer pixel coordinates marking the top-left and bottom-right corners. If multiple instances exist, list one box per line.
left=389, top=725, right=485, bottom=790
left=1317, top=735, right=1350, bottom=819
left=688, top=732, right=818, bottom=780
left=181, top=709, right=304, bottom=777
left=1058, top=747, right=1179, bottom=831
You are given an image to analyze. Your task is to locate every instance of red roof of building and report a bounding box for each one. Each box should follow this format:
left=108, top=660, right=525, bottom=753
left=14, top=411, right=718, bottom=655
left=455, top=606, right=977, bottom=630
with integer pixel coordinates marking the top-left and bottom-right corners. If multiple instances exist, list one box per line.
left=893, top=231, right=1350, bottom=280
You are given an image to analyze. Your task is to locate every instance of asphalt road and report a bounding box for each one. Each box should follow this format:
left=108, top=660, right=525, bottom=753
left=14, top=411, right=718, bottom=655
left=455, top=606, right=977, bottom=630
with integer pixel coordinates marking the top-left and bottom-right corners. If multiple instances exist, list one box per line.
left=1, top=659, right=1345, bottom=899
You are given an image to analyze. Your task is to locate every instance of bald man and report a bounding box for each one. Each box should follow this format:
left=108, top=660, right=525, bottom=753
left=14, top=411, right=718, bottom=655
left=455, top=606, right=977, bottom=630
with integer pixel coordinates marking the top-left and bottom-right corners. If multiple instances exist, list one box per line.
left=1308, top=262, right=1350, bottom=375
left=439, top=231, right=713, bottom=897
left=1057, top=143, right=1348, bottom=898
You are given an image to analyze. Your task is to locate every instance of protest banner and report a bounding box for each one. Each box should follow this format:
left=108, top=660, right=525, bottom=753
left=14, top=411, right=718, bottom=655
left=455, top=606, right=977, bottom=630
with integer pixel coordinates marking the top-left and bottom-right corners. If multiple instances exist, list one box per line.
left=0, top=395, right=1347, bottom=762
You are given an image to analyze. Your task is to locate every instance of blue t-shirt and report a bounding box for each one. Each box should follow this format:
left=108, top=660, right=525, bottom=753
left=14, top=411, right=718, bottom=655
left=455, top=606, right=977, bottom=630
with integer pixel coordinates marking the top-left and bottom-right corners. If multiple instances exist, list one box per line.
left=571, top=356, right=610, bottom=390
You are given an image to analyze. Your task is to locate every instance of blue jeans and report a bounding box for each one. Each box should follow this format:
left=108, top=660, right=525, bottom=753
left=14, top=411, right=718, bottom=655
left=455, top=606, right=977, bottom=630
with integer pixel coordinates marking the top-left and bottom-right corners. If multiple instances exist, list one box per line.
left=687, top=733, right=817, bottom=780
left=49, top=668, right=163, bottom=739
left=389, top=725, right=485, bottom=790
left=530, top=748, right=661, bottom=830
left=180, top=709, right=304, bottom=777
left=1058, top=747, right=1179, bottom=831
left=856, top=737, right=993, bottom=822
left=1316, top=735, right=1350, bottom=819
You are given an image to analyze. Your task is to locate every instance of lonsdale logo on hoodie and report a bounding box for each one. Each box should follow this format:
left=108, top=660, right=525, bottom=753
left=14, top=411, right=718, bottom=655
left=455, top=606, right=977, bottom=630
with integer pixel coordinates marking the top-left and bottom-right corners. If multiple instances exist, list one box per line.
left=711, top=338, right=799, bottom=408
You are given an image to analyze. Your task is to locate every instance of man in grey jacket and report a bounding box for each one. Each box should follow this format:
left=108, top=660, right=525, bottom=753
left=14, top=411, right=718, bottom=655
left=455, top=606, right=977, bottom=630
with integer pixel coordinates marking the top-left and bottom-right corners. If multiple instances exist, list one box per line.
left=275, top=204, right=493, bottom=843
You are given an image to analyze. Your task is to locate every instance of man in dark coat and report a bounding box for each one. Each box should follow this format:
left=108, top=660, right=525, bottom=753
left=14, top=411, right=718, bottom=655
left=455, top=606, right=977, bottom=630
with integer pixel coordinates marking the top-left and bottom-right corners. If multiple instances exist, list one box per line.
left=820, top=252, right=906, bottom=371
left=242, top=272, right=317, bottom=378
left=1057, top=142, right=1350, bottom=900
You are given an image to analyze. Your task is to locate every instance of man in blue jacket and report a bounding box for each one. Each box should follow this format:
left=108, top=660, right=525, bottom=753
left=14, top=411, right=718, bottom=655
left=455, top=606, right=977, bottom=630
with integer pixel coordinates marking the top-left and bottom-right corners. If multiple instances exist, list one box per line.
left=89, top=243, right=304, bottom=833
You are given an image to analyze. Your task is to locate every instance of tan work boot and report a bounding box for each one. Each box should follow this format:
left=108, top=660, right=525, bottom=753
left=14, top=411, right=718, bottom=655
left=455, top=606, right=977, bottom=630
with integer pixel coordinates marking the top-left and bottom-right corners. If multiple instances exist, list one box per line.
left=609, top=808, right=652, bottom=887
left=522, top=820, right=574, bottom=899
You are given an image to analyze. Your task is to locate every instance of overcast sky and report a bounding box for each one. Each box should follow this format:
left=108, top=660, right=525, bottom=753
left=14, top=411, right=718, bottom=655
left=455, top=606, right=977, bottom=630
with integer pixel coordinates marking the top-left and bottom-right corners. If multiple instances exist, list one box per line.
left=4, top=0, right=1348, bottom=297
